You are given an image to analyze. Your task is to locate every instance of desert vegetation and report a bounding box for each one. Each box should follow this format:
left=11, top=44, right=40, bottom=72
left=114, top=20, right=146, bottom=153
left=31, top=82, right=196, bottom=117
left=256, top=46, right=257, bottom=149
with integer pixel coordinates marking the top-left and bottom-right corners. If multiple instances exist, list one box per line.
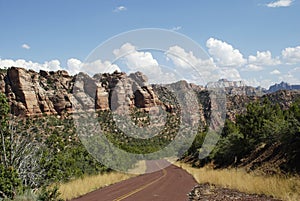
left=0, top=90, right=181, bottom=200
left=0, top=93, right=111, bottom=200
left=179, top=162, right=300, bottom=200
left=185, top=98, right=300, bottom=174
left=58, top=172, right=133, bottom=200
left=182, top=96, right=300, bottom=200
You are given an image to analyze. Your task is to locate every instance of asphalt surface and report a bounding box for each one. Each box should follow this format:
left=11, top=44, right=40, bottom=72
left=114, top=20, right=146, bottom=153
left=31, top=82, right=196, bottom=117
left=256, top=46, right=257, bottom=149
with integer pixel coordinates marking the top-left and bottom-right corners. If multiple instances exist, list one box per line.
left=72, top=160, right=197, bottom=201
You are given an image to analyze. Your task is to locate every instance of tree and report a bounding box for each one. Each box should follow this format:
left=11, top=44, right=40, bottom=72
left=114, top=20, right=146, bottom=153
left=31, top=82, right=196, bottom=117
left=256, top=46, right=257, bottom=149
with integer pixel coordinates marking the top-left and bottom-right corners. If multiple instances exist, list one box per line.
left=0, top=93, right=21, bottom=199
left=0, top=93, right=9, bottom=165
left=211, top=121, right=247, bottom=167
left=0, top=93, right=44, bottom=198
left=281, top=101, right=300, bottom=172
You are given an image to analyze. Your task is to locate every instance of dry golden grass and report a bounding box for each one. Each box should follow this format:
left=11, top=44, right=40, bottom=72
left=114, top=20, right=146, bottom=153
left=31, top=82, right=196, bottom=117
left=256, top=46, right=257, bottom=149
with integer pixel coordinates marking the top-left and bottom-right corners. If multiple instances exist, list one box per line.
left=58, top=172, right=134, bottom=200
left=177, top=162, right=300, bottom=201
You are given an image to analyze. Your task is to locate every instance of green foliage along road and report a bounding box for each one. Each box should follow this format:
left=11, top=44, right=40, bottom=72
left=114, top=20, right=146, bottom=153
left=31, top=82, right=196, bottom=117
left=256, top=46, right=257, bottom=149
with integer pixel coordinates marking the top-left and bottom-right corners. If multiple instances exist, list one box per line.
left=1, top=89, right=300, bottom=200
left=0, top=93, right=108, bottom=200
left=0, top=90, right=183, bottom=200
left=187, top=98, right=300, bottom=174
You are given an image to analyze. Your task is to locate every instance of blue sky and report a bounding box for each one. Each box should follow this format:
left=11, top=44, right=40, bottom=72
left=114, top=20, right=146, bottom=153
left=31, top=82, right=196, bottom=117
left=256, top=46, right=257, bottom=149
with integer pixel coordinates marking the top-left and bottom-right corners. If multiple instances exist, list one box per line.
left=0, top=0, right=300, bottom=88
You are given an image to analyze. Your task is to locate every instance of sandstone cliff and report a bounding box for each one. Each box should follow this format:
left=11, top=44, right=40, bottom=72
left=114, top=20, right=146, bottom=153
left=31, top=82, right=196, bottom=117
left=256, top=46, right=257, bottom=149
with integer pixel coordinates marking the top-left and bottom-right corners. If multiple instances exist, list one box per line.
left=0, top=67, right=161, bottom=116
left=0, top=67, right=300, bottom=120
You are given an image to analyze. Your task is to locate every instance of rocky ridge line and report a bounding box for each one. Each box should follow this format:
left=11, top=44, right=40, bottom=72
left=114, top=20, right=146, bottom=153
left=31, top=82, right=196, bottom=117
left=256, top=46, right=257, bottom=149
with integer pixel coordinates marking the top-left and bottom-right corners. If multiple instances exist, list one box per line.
left=1, top=67, right=300, bottom=120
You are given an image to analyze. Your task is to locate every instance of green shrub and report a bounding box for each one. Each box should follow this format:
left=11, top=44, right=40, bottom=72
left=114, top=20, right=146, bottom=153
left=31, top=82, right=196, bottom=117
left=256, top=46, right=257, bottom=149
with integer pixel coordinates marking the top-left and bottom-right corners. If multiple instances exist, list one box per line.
left=37, top=186, right=63, bottom=201
left=0, top=165, right=22, bottom=199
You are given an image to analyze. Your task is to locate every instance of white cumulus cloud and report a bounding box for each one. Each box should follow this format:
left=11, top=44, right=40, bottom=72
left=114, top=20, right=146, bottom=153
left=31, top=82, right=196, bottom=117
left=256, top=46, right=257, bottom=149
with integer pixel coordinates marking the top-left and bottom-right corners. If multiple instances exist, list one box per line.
left=166, top=45, right=216, bottom=70
left=248, top=51, right=280, bottom=66
left=206, top=38, right=246, bottom=67
left=267, top=0, right=293, bottom=7
left=281, top=46, right=300, bottom=64
left=82, top=60, right=120, bottom=75
left=113, top=43, right=181, bottom=84
left=113, top=43, right=136, bottom=58
left=113, top=43, right=160, bottom=75
left=0, top=58, right=121, bottom=76
left=67, top=58, right=120, bottom=75
left=219, top=68, right=241, bottom=81
left=67, top=58, right=83, bottom=75
left=21, top=44, right=30, bottom=50
left=0, top=58, right=62, bottom=72
left=165, top=45, right=219, bottom=83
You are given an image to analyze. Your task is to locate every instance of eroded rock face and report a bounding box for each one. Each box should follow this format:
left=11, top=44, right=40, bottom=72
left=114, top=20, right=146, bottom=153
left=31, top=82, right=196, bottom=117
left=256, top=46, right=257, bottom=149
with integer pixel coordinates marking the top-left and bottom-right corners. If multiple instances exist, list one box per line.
left=95, top=86, right=109, bottom=110
left=0, top=74, right=5, bottom=93
left=0, top=67, right=163, bottom=116
left=7, top=67, right=42, bottom=115
left=1, top=67, right=300, bottom=120
left=0, top=67, right=74, bottom=116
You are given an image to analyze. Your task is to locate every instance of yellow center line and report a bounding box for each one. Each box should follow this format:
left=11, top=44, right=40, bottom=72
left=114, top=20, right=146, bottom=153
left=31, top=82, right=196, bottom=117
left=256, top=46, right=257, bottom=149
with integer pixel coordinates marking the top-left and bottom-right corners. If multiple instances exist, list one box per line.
left=113, top=162, right=167, bottom=201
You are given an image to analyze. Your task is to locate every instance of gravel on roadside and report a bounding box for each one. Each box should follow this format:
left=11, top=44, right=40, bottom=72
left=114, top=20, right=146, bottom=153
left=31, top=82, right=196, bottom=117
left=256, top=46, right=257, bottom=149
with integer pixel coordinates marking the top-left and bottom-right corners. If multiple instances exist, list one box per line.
left=188, top=183, right=282, bottom=201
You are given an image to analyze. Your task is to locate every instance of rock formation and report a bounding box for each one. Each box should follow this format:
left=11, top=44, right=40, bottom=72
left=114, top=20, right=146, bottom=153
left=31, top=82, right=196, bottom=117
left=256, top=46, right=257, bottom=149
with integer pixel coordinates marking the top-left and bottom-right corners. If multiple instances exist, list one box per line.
left=0, top=67, right=161, bottom=116
left=0, top=67, right=300, bottom=120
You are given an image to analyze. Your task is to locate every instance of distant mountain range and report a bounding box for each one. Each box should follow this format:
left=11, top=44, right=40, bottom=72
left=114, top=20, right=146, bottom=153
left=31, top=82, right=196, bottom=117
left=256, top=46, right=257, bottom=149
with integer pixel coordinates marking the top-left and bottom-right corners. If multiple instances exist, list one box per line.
left=207, top=79, right=300, bottom=95
left=268, top=82, right=300, bottom=93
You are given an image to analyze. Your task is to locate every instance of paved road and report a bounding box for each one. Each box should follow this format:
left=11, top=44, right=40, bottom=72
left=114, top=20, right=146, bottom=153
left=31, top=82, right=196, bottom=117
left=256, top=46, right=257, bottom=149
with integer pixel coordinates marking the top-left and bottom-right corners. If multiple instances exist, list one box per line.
left=72, top=160, right=197, bottom=201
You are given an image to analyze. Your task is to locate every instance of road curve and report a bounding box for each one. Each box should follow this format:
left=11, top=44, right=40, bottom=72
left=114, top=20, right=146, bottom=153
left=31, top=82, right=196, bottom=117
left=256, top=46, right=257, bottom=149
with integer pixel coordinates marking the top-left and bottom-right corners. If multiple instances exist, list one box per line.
left=72, top=160, right=197, bottom=201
